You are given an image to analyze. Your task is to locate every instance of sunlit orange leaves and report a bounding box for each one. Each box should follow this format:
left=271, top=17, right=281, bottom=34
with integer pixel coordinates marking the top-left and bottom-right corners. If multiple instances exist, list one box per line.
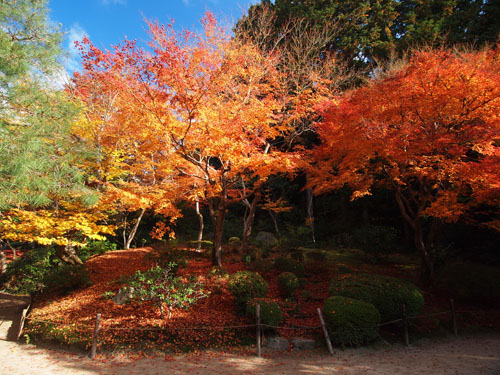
left=73, top=12, right=301, bottom=264
left=310, top=46, right=500, bottom=224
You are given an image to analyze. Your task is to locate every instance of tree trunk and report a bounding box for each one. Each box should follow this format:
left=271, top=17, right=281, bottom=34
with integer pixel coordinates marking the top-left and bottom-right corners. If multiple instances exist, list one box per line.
left=306, top=188, right=316, bottom=243
left=125, top=208, right=146, bottom=250
left=211, top=207, right=226, bottom=267
left=56, top=243, right=83, bottom=265
left=195, top=200, right=204, bottom=252
left=413, top=221, right=435, bottom=286
left=241, top=192, right=260, bottom=254
left=394, top=189, right=436, bottom=286
left=269, top=210, right=279, bottom=235
left=0, top=250, right=6, bottom=274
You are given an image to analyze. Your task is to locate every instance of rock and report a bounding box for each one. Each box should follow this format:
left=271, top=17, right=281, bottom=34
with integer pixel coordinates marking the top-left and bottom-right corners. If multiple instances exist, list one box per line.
left=291, top=337, right=316, bottom=350
left=264, top=336, right=289, bottom=350
left=112, top=287, right=135, bottom=305
left=255, top=231, right=278, bottom=246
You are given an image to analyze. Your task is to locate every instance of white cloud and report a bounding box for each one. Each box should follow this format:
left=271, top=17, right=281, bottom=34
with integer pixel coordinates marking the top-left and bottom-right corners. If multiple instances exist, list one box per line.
left=62, top=23, right=89, bottom=74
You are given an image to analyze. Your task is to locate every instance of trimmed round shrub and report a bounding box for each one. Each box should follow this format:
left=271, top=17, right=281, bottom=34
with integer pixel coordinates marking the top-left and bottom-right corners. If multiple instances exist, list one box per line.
left=329, top=274, right=424, bottom=322
left=249, top=259, right=273, bottom=273
left=277, top=272, right=299, bottom=298
left=323, top=296, right=380, bottom=347
left=228, top=271, right=268, bottom=310
left=274, top=257, right=305, bottom=277
left=246, top=298, right=282, bottom=329
left=438, top=262, right=500, bottom=307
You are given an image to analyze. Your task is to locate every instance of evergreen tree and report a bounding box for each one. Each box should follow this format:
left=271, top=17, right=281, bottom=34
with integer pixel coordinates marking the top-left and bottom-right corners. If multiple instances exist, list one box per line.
left=0, top=0, right=93, bottom=209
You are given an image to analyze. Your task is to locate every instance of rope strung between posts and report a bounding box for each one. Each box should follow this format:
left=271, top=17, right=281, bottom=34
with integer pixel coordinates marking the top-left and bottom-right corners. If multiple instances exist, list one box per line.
left=23, top=309, right=499, bottom=333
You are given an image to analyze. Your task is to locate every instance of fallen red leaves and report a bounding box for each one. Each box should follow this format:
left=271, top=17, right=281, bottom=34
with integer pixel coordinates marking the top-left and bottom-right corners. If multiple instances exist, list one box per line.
left=25, top=247, right=337, bottom=353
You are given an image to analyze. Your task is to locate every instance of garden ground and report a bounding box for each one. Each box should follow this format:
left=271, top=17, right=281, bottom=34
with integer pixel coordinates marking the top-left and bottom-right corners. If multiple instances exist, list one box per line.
left=1, top=333, right=500, bottom=374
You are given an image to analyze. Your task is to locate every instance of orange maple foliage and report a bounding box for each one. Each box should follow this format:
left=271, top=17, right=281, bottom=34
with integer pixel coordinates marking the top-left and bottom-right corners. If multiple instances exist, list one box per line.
left=310, top=47, right=500, bottom=283
left=74, top=13, right=301, bottom=266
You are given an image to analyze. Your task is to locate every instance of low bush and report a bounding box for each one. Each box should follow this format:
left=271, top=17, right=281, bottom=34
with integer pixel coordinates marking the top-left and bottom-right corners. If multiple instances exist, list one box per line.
left=350, top=224, right=399, bottom=259
left=246, top=298, right=282, bottom=329
left=249, top=259, right=273, bottom=273
left=43, top=264, right=92, bottom=295
left=277, top=272, right=299, bottom=298
left=1, top=247, right=90, bottom=295
left=273, top=257, right=305, bottom=278
left=437, top=262, right=500, bottom=307
left=323, top=296, right=380, bottom=347
left=228, top=271, right=268, bottom=310
left=79, top=239, right=117, bottom=261
left=329, top=274, right=424, bottom=322
left=1, top=247, right=56, bottom=294
left=117, top=264, right=208, bottom=318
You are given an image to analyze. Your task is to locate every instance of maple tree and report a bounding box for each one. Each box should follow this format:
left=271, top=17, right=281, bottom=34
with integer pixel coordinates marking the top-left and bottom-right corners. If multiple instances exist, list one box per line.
left=310, top=47, right=500, bottom=283
left=75, top=14, right=300, bottom=266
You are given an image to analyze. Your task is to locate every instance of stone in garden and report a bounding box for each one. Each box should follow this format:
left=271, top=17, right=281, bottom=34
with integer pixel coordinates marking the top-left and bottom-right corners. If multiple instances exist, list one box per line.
left=112, top=287, right=134, bottom=305
left=255, top=231, right=278, bottom=246
left=291, top=337, right=316, bottom=350
left=265, top=336, right=289, bottom=350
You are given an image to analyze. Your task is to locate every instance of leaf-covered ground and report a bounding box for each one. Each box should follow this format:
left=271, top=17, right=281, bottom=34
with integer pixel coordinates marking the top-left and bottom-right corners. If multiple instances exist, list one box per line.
left=25, top=247, right=334, bottom=352
left=24, top=246, right=500, bottom=354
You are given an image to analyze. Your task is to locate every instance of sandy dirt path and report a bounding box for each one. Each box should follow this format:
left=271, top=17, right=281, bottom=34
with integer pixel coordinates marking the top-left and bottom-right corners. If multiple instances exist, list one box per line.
left=1, top=334, right=500, bottom=374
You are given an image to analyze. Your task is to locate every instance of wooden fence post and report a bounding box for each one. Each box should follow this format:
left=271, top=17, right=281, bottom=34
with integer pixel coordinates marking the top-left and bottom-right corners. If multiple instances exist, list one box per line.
left=90, top=313, right=101, bottom=359
left=402, top=304, right=409, bottom=346
left=449, top=299, right=458, bottom=337
left=16, top=304, right=30, bottom=341
left=256, top=304, right=261, bottom=357
left=317, top=308, right=334, bottom=355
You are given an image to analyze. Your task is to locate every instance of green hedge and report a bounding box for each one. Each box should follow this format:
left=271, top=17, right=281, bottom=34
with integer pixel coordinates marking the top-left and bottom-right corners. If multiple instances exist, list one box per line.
left=323, top=296, right=380, bottom=347
left=246, top=298, right=282, bottom=329
left=277, top=272, right=299, bottom=298
left=329, top=274, right=424, bottom=322
left=273, top=257, right=305, bottom=277
left=228, top=271, right=268, bottom=310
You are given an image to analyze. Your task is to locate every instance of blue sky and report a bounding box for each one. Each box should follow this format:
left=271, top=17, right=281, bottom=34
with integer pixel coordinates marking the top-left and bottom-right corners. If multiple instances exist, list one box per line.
left=47, top=0, right=260, bottom=74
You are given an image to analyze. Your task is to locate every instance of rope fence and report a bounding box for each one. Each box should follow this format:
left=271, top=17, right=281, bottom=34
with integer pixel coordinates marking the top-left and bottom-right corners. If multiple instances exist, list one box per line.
left=22, top=298, right=499, bottom=359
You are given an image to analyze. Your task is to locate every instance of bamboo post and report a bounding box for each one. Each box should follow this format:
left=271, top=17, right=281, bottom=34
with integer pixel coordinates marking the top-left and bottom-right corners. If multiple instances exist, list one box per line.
left=402, top=304, right=409, bottom=346
left=317, top=308, right=334, bottom=355
left=90, top=313, right=101, bottom=359
left=16, top=305, right=30, bottom=341
left=256, top=304, right=261, bottom=357
left=450, top=299, right=458, bottom=337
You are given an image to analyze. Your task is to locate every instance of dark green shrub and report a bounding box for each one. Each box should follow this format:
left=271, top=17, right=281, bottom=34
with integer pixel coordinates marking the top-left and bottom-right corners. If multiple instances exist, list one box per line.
left=187, top=240, right=213, bottom=250
left=1, top=246, right=92, bottom=296
left=290, top=250, right=304, bottom=261
left=277, top=272, right=299, bottom=298
left=323, top=296, right=380, bottom=347
left=329, top=274, right=424, bottom=322
left=79, top=239, right=117, bottom=261
left=351, top=224, right=399, bottom=259
left=307, top=251, right=326, bottom=262
left=249, top=259, right=273, bottom=273
left=273, top=257, right=305, bottom=277
left=228, top=237, right=241, bottom=245
left=438, top=262, right=500, bottom=307
left=246, top=298, right=282, bottom=329
left=43, top=264, right=92, bottom=295
left=1, top=247, right=57, bottom=294
left=228, top=271, right=268, bottom=310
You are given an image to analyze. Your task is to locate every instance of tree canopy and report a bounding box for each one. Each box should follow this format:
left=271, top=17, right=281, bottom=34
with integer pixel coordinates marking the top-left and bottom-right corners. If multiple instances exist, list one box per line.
left=310, top=46, right=500, bottom=282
